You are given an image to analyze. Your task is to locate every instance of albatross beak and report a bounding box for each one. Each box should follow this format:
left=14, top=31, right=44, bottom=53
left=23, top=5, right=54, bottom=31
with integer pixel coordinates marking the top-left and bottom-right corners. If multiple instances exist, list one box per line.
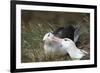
left=51, top=36, right=62, bottom=43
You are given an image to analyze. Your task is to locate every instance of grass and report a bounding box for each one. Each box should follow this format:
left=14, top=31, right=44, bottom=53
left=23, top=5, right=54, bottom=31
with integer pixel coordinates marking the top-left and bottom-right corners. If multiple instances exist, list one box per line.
left=21, top=10, right=90, bottom=63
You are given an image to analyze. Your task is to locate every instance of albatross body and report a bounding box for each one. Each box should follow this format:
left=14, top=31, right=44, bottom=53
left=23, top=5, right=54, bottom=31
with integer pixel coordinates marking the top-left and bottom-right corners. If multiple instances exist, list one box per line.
left=43, top=32, right=67, bottom=55
left=61, top=38, right=88, bottom=60
left=43, top=32, right=88, bottom=60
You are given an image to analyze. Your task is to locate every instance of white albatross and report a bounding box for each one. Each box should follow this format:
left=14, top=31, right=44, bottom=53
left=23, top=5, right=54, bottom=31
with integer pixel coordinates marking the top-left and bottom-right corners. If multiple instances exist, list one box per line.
left=61, top=38, right=88, bottom=60
left=43, top=32, right=88, bottom=60
left=43, top=32, right=67, bottom=55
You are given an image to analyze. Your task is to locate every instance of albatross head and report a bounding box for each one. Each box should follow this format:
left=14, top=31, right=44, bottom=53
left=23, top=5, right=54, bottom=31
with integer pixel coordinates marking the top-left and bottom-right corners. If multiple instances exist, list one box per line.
left=43, top=32, right=62, bottom=43
left=61, top=38, right=76, bottom=49
left=43, top=32, right=53, bottom=41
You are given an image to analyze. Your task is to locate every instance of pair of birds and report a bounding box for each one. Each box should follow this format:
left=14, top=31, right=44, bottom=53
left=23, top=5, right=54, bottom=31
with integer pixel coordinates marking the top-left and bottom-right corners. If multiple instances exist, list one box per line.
left=43, top=25, right=88, bottom=60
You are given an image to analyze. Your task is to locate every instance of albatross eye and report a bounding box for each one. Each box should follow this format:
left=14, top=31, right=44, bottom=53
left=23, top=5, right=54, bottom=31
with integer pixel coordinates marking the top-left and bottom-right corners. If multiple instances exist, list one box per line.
left=64, top=39, right=68, bottom=41
left=48, top=33, right=50, bottom=37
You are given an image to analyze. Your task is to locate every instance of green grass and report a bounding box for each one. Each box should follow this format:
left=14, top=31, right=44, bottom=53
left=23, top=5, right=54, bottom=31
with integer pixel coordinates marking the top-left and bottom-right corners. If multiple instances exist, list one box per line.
left=21, top=10, right=90, bottom=63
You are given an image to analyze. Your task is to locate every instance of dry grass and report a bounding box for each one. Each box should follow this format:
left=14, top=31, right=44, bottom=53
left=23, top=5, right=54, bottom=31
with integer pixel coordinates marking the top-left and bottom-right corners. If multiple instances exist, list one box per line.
left=21, top=10, right=90, bottom=63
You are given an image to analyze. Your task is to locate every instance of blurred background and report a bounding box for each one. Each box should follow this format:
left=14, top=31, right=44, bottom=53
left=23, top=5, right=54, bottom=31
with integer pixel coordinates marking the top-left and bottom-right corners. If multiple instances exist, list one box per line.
left=21, top=10, right=90, bottom=63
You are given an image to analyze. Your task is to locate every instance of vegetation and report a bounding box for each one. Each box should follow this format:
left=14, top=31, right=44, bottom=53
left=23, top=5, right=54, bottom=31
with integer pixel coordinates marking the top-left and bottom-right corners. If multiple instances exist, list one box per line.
left=21, top=10, right=90, bottom=63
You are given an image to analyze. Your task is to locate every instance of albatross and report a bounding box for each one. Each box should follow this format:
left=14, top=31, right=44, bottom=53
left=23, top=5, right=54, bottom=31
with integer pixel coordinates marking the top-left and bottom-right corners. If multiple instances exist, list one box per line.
left=43, top=32, right=88, bottom=60
left=43, top=32, right=67, bottom=55
left=61, top=38, right=88, bottom=60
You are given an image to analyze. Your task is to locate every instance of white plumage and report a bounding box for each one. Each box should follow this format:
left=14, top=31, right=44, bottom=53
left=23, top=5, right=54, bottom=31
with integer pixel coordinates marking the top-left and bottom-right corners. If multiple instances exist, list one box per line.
left=43, top=32, right=88, bottom=60
left=61, top=38, right=88, bottom=60
left=43, top=32, right=67, bottom=55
